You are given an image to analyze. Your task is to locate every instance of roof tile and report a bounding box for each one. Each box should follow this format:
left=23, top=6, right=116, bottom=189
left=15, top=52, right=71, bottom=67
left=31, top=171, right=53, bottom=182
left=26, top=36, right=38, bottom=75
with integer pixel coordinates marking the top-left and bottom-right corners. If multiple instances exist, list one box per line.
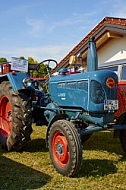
left=56, top=17, right=126, bottom=71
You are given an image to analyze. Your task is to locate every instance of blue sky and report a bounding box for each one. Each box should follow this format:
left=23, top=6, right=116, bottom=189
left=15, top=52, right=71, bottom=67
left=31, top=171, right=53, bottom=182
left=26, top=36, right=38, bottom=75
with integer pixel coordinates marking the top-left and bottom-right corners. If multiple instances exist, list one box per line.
left=0, top=0, right=126, bottom=63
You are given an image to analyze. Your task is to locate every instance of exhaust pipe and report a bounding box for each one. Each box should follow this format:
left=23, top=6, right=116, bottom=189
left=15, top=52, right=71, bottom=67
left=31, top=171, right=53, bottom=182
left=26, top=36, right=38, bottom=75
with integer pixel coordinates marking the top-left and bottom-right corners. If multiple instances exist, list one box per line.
left=87, top=36, right=98, bottom=72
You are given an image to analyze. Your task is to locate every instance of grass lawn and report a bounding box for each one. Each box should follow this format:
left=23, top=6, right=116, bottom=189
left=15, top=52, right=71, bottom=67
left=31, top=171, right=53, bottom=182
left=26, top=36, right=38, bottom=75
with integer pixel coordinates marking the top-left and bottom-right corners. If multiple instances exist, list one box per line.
left=0, top=124, right=126, bottom=190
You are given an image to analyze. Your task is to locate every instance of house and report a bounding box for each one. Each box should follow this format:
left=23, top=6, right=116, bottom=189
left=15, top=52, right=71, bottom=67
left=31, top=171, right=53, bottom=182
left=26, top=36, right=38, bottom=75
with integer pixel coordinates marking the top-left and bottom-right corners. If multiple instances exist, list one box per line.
left=54, top=16, right=126, bottom=72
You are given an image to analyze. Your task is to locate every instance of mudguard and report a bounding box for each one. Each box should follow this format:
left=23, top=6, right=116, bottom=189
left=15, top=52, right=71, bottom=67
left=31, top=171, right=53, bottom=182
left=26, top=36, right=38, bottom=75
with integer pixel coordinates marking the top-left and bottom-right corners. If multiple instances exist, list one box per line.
left=0, top=72, right=29, bottom=92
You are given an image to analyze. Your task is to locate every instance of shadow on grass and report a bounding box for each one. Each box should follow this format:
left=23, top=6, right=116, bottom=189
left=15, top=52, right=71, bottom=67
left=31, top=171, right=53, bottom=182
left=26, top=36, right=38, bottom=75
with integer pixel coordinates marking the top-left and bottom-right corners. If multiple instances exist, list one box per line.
left=27, top=131, right=124, bottom=155
left=78, top=158, right=117, bottom=178
left=83, top=131, right=124, bottom=155
left=24, top=138, right=48, bottom=153
left=0, top=154, right=51, bottom=190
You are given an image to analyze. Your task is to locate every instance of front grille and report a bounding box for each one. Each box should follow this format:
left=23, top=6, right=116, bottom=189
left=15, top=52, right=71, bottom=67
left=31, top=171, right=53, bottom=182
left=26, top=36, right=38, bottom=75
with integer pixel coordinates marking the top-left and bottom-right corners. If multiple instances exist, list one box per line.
left=90, top=80, right=105, bottom=104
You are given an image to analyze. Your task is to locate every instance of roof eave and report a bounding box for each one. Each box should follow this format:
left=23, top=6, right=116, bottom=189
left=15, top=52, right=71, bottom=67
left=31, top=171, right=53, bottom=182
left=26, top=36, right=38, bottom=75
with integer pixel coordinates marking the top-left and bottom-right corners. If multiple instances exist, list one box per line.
left=55, top=17, right=126, bottom=71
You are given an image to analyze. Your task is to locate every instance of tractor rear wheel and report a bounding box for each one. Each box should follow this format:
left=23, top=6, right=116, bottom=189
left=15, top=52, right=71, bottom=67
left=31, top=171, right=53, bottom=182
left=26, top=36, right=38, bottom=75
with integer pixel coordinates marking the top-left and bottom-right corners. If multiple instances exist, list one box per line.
left=0, top=81, right=32, bottom=151
left=116, top=112, right=126, bottom=153
left=48, top=119, right=82, bottom=177
left=120, top=130, right=126, bottom=152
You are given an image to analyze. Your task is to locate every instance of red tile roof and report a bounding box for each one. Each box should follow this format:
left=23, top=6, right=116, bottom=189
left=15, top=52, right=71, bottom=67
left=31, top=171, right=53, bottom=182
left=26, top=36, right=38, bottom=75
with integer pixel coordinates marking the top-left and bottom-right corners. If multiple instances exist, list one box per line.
left=55, top=17, right=126, bottom=72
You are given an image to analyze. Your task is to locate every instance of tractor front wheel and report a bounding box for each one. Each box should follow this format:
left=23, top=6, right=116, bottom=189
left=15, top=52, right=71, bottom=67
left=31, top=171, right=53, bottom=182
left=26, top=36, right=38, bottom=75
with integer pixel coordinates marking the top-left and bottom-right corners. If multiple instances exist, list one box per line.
left=0, top=81, right=32, bottom=151
left=48, top=119, right=82, bottom=177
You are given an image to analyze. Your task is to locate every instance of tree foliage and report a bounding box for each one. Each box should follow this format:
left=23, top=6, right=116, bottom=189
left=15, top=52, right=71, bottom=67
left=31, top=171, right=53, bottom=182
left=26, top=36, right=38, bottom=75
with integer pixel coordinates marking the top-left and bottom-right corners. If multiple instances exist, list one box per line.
left=32, top=63, right=49, bottom=78
left=28, top=57, right=38, bottom=64
left=19, top=56, right=25, bottom=60
left=0, top=57, right=7, bottom=63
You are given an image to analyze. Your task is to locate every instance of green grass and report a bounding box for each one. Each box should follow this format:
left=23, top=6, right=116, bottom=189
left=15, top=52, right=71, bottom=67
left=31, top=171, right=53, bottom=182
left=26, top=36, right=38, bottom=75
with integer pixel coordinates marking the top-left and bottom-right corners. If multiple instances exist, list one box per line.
left=1, top=125, right=126, bottom=190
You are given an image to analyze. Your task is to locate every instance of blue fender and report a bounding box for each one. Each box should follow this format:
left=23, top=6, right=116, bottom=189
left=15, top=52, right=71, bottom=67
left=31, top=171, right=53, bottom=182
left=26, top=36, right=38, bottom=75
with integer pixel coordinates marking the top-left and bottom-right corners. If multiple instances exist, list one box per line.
left=44, top=102, right=68, bottom=146
left=44, top=102, right=60, bottom=124
left=0, top=72, right=29, bottom=92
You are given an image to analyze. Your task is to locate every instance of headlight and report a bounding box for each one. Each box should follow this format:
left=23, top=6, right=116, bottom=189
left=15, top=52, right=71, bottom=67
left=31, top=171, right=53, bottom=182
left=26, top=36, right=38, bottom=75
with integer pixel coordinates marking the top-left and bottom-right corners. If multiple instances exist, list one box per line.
left=22, top=78, right=32, bottom=88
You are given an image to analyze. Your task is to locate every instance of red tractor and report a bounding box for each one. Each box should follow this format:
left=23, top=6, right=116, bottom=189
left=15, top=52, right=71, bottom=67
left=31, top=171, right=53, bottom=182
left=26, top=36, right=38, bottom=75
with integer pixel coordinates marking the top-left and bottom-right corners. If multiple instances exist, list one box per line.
left=99, top=62, right=126, bottom=151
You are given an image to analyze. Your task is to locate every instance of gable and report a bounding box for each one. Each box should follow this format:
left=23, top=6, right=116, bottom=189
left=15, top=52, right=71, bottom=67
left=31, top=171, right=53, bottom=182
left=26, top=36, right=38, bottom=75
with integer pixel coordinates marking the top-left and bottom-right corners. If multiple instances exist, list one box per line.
left=54, top=17, right=126, bottom=73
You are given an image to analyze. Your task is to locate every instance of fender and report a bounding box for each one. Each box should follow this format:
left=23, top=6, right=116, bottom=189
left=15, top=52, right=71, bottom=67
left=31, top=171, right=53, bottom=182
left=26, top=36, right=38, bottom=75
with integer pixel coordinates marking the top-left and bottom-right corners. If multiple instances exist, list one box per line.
left=0, top=72, right=29, bottom=91
left=45, top=113, right=68, bottom=147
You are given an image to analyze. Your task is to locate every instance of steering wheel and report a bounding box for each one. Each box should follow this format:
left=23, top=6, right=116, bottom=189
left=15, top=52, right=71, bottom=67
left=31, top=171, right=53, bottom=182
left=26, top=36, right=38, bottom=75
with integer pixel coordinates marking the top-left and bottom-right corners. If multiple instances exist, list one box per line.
left=36, top=59, right=58, bottom=71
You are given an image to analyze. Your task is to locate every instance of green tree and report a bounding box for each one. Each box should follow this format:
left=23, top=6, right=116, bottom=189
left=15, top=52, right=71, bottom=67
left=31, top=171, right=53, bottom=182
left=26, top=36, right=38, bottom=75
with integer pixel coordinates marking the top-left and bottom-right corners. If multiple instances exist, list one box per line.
left=28, top=57, right=38, bottom=64
left=19, top=56, right=25, bottom=60
left=32, top=63, right=48, bottom=78
left=0, top=57, right=7, bottom=63
left=27, top=57, right=49, bottom=78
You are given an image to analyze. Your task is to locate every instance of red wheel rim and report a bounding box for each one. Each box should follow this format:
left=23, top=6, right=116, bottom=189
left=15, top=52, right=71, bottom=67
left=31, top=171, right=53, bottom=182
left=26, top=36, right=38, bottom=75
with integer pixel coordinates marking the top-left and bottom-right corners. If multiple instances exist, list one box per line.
left=52, top=130, right=69, bottom=167
left=0, top=95, right=12, bottom=138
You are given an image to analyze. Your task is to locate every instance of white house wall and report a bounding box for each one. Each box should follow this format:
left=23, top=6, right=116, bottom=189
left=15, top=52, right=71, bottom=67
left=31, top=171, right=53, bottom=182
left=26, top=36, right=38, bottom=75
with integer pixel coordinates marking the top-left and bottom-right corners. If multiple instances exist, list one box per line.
left=98, top=35, right=126, bottom=65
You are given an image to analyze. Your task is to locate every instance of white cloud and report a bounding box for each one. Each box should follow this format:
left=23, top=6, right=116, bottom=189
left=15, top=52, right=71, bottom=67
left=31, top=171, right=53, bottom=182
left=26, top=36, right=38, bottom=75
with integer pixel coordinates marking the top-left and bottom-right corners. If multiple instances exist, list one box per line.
left=104, top=0, right=126, bottom=18
left=0, top=44, right=74, bottom=63
left=26, top=18, right=43, bottom=37
left=48, top=12, right=96, bottom=33
left=112, top=7, right=126, bottom=18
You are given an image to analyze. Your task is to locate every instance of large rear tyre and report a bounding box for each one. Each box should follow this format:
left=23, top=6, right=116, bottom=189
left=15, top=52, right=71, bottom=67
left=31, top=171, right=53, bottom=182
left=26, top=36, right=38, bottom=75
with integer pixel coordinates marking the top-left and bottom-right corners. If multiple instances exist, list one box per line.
left=120, top=130, right=126, bottom=152
left=48, top=119, right=82, bottom=177
left=0, top=81, right=32, bottom=151
left=116, top=112, right=126, bottom=153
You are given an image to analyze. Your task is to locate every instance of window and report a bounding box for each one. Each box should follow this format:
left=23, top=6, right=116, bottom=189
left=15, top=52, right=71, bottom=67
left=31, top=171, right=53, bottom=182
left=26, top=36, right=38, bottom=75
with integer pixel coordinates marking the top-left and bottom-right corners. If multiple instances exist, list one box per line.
left=99, top=66, right=118, bottom=76
left=122, top=65, right=126, bottom=80
left=99, top=66, right=118, bottom=72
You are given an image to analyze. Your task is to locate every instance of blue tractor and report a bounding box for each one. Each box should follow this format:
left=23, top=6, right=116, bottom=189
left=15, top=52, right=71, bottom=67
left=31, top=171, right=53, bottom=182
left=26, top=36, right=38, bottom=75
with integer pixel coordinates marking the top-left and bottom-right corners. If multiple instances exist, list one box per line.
left=0, top=37, right=126, bottom=177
